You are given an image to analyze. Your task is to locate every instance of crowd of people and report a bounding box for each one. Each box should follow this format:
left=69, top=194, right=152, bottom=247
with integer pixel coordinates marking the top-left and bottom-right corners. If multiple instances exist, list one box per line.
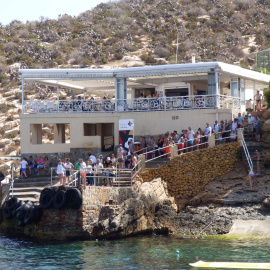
left=135, top=115, right=246, bottom=159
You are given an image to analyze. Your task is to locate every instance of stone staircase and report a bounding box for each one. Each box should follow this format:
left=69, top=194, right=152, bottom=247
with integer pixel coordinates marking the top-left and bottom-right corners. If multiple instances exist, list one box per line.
left=9, top=174, right=59, bottom=203
left=241, top=112, right=266, bottom=177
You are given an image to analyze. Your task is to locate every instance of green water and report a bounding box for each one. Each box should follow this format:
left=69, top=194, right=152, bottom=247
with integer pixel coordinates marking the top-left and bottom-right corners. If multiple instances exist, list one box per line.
left=0, top=234, right=269, bottom=269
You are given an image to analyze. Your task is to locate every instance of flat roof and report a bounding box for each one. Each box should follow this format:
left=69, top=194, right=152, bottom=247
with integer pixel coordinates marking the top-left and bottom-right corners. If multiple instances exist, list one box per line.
left=19, top=62, right=270, bottom=92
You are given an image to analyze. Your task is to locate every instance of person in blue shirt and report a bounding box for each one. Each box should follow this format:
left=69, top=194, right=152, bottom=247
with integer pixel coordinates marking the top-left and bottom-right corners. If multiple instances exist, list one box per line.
left=254, top=116, right=261, bottom=142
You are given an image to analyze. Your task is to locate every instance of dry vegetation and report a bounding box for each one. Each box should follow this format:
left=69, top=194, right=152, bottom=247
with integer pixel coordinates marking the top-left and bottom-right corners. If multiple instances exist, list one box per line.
left=0, top=0, right=270, bottom=84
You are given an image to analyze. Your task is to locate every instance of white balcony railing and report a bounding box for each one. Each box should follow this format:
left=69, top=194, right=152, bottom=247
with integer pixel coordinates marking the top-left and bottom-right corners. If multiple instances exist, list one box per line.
left=23, top=95, right=240, bottom=114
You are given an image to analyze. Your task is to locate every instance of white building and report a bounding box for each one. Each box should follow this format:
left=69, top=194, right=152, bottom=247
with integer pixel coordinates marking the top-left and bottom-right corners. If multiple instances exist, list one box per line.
left=19, top=62, right=270, bottom=155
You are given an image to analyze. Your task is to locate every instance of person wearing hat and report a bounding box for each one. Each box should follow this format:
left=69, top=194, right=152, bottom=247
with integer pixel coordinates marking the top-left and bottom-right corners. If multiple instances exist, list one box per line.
left=89, top=154, right=97, bottom=165
left=98, top=154, right=103, bottom=165
left=247, top=113, right=255, bottom=139
left=104, top=156, right=112, bottom=168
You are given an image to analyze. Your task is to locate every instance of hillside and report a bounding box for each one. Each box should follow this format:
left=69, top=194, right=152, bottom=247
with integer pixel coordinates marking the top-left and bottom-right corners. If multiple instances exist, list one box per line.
left=1, top=0, right=270, bottom=78
left=0, top=0, right=270, bottom=170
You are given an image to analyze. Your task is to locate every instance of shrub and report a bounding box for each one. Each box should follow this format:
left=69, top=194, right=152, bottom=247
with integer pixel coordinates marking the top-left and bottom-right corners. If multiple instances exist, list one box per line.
left=264, top=87, right=270, bottom=108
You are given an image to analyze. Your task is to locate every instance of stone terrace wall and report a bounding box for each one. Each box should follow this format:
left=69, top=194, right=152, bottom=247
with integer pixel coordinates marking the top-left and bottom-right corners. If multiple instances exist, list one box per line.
left=139, top=143, right=240, bottom=207
left=0, top=186, right=133, bottom=240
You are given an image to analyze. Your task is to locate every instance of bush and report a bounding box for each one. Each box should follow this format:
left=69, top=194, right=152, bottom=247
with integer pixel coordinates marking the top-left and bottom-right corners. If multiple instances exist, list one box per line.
left=264, top=87, right=270, bottom=109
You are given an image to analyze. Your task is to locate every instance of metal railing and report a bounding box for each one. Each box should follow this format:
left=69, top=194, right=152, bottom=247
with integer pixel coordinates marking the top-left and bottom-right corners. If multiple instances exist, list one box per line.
left=2, top=164, right=15, bottom=206
left=50, top=165, right=140, bottom=187
left=142, top=129, right=240, bottom=164
left=23, top=94, right=241, bottom=114
left=241, top=132, right=253, bottom=171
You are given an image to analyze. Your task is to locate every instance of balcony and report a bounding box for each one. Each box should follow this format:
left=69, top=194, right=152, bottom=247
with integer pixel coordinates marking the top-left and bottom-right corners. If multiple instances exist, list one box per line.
left=23, top=94, right=240, bottom=114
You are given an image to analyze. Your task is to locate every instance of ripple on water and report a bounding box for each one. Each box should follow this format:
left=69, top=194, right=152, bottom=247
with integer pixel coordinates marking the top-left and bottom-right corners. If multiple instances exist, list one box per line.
left=0, top=234, right=269, bottom=269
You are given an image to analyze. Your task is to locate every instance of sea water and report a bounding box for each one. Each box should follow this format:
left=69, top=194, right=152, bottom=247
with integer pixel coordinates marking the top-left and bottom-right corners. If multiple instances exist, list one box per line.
left=0, top=234, right=269, bottom=269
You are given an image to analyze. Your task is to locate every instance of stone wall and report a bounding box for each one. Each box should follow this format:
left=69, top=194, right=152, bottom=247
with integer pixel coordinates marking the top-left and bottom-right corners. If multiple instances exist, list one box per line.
left=139, top=143, right=240, bottom=207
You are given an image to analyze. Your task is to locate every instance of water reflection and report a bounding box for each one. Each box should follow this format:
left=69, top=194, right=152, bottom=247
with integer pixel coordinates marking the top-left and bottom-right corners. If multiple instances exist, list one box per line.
left=0, top=234, right=269, bottom=270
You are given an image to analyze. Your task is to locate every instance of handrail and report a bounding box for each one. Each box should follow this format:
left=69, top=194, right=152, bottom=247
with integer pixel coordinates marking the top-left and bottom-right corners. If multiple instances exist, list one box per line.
left=23, top=94, right=241, bottom=114
left=241, top=132, right=253, bottom=171
left=2, top=164, right=15, bottom=206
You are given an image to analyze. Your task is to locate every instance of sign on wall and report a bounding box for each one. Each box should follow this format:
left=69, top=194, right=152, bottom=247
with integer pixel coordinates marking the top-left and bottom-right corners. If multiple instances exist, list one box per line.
left=119, top=119, right=134, bottom=152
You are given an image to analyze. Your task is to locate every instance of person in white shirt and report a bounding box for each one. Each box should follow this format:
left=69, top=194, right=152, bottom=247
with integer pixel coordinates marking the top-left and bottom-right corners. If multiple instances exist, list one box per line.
left=212, top=120, right=220, bottom=145
left=79, top=158, right=86, bottom=186
left=204, top=123, right=212, bottom=148
left=86, top=159, right=94, bottom=186
left=247, top=113, right=255, bottom=139
left=56, top=159, right=66, bottom=186
left=89, top=154, right=97, bottom=165
left=64, top=158, right=74, bottom=185
left=188, top=127, right=195, bottom=151
left=20, top=157, right=28, bottom=179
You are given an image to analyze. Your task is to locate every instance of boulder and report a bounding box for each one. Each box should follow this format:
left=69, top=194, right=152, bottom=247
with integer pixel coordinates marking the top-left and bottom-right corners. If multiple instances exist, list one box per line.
left=91, top=178, right=177, bottom=238
left=262, top=109, right=270, bottom=119
left=2, top=121, right=18, bottom=131
left=0, top=139, right=11, bottom=147
left=263, top=119, right=270, bottom=132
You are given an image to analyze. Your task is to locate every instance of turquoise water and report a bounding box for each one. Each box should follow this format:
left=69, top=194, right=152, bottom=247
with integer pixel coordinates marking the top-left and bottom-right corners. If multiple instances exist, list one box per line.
left=0, top=234, right=269, bottom=269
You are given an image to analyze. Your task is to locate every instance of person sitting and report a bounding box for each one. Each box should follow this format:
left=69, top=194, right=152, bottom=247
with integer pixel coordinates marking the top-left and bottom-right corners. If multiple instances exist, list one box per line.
left=37, top=156, right=44, bottom=175
left=27, top=155, right=36, bottom=175
left=43, top=157, right=50, bottom=172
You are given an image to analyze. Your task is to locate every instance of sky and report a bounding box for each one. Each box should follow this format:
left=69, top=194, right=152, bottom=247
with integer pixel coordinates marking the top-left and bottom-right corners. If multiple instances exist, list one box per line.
left=0, top=0, right=110, bottom=26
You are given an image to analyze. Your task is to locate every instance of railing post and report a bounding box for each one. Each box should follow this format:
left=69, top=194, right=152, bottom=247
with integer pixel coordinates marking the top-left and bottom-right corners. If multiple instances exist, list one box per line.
left=208, top=134, right=215, bottom=148
left=138, top=154, right=146, bottom=173
left=237, top=129, right=243, bottom=144
left=170, top=145, right=178, bottom=160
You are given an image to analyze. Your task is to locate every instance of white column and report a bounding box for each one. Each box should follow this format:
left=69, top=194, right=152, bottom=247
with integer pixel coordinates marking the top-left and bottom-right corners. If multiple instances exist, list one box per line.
left=22, top=78, right=24, bottom=113
left=215, top=70, right=220, bottom=108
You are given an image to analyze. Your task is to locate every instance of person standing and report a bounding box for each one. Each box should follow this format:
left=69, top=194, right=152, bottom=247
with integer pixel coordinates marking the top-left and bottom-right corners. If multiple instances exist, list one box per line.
left=79, top=159, right=86, bottom=186
left=212, top=120, right=220, bottom=145
left=56, top=159, right=66, bottom=186
left=117, top=146, right=125, bottom=170
left=252, top=150, right=261, bottom=175
left=188, top=127, right=195, bottom=151
left=65, top=158, right=74, bottom=185
left=247, top=114, right=255, bottom=139
left=254, top=116, right=261, bottom=142
left=204, top=123, right=212, bottom=148
left=254, top=90, right=263, bottom=111
left=20, top=157, right=28, bottom=179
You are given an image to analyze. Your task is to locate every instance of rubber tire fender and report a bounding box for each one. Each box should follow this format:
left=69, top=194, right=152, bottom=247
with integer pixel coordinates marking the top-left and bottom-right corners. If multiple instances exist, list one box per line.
left=53, top=190, right=67, bottom=209
left=34, top=205, right=42, bottom=222
left=23, top=206, right=36, bottom=224
left=66, top=188, right=82, bottom=209
left=16, top=204, right=30, bottom=221
left=2, top=206, right=13, bottom=219
left=11, top=200, right=23, bottom=216
left=6, top=197, right=20, bottom=211
left=39, top=188, right=55, bottom=209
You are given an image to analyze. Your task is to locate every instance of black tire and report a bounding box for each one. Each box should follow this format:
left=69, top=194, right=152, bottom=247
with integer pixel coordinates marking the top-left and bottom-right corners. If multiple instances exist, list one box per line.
left=2, top=206, right=13, bottom=219
left=23, top=206, right=36, bottom=224
left=34, top=205, right=42, bottom=222
left=6, top=197, right=20, bottom=211
left=18, top=220, right=25, bottom=227
left=11, top=200, right=23, bottom=216
left=66, top=188, right=82, bottom=209
left=39, top=188, right=55, bottom=209
left=16, top=204, right=30, bottom=221
left=53, top=190, right=67, bottom=209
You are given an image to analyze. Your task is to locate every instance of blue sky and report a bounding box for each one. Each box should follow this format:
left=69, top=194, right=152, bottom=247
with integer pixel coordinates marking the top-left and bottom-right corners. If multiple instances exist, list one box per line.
left=0, top=0, right=109, bottom=26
